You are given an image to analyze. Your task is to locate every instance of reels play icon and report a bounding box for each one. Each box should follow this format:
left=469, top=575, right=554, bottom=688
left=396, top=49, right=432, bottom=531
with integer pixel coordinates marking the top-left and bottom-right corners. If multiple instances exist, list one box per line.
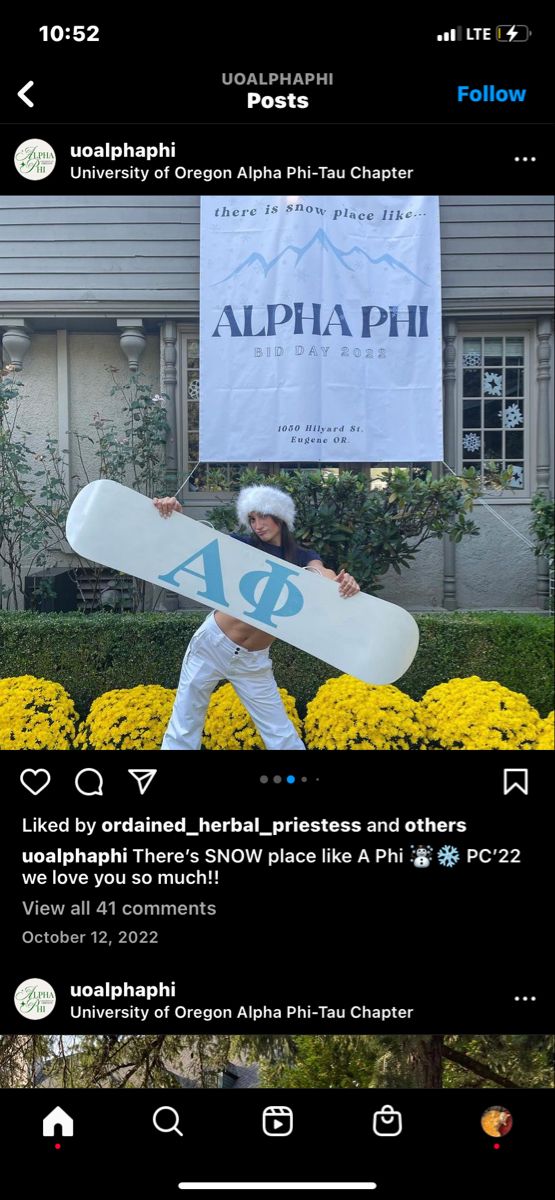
left=263, top=1106, right=293, bottom=1136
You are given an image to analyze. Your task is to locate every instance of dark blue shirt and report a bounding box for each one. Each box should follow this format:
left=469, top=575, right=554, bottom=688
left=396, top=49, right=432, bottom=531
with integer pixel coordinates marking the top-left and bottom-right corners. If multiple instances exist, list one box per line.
left=231, top=533, right=321, bottom=568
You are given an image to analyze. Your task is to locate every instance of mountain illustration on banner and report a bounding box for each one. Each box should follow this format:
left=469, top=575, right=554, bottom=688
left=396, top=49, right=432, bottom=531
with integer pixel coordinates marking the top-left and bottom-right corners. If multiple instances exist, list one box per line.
left=215, top=228, right=429, bottom=286
left=128, top=768, right=157, bottom=795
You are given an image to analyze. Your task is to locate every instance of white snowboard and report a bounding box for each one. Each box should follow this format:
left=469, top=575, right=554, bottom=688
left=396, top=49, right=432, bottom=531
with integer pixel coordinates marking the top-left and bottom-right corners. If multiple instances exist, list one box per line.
left=66, top=479, right=419, bottom=685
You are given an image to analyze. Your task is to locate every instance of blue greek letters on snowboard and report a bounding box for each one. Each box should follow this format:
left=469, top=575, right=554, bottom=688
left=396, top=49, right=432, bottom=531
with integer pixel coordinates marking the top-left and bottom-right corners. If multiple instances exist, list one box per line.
left=157, top=540, right=305, bottom=628
left=239, top=559, right=304, bottom=628
left=157, top=539, right=229, bottom=607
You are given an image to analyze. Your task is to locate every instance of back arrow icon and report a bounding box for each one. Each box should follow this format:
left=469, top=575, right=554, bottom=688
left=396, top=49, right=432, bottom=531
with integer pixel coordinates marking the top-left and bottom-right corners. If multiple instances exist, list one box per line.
left=18, top=81, right=34, bottom=108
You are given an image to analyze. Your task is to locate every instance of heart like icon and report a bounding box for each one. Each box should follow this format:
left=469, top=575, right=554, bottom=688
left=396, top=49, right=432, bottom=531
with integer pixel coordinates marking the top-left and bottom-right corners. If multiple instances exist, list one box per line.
left=20, top=769, right=51, bottom=795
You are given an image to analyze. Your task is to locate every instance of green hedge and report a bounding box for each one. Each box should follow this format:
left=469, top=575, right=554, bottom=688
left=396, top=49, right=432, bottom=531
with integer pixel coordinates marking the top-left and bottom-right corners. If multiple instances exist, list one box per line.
left=0, top=610, right=552, bottom=718
left=397, top=612, right=553, bottom=716
left=273, top=611, right=553, bottom=717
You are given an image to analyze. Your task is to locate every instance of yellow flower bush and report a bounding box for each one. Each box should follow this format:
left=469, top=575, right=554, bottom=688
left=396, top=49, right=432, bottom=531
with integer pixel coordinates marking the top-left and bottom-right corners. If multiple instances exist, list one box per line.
left=4, top=668, right=548, bottom=752
left=304, top=675, right=424, bottom=750
left=420, top=676, right=541, bottom=750
left=202, top=682, right=302, bottom=749
left=535, top=711, right=554, bottom=750
left=0, top=675, right=79, bottom=749
left=76, top=685, right=176, bottom=750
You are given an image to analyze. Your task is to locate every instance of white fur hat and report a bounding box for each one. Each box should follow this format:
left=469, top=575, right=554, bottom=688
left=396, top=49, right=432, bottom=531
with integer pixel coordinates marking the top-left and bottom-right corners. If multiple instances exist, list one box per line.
left=236, top=485, right=296, bottom=531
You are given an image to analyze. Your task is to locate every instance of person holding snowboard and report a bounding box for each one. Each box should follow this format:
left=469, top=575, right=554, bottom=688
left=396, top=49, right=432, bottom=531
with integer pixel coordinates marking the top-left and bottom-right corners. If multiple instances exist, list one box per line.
left=153, top=483, right=360, bottom=750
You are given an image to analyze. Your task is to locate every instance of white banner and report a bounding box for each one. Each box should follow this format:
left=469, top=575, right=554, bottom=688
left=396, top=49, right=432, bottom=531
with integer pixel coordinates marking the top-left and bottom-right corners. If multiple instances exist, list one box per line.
left=200, top=196, right=443, bottom=462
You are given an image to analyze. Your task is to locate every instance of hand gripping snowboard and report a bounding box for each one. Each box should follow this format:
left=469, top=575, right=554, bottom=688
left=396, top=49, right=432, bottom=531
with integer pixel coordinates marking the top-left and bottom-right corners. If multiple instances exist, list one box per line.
left=66, top=480, right=419, bottom=685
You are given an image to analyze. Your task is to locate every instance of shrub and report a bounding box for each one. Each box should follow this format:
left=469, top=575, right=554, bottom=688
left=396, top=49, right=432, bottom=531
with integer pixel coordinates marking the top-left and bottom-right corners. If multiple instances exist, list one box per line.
left=419, top=676, right=541, bottom=750
left=0, top=611, right=196, bottom=718
left=202, top=682, right=302, bottom=750
left=1, top=368, right=171, bottom=613
left=0, top=611, right=552, bottom=721
left=530, top=493, right=554, bottom=563
left=206, top=466, right=481, bottom=594
left=0, top=674, right=79, bottom=749
left=535, top=711, right=554, bottom=750
left=76, top=684, right=175, bottom=750
left=396, top=613, right=553, bottom=718
left=304, top=675, right=423, bottom=750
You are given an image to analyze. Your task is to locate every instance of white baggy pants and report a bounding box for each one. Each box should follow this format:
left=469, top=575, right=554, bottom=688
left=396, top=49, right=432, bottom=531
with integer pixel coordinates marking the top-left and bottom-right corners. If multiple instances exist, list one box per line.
left=161, top=612, right=306, bottom=750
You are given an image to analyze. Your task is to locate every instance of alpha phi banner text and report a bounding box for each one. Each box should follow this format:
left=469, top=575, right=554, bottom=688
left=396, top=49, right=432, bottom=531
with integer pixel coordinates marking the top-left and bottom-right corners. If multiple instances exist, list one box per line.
left=200, top=196, right=443, bottom=462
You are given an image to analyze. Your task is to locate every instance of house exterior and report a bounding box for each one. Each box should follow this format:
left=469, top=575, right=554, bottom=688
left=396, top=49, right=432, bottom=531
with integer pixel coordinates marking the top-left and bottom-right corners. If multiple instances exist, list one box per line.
left=166, top=1052, right=260, bottom=1090
left=34, top=1044, right=260, bottom=1089
left=1, top=194, right=553, bottom=610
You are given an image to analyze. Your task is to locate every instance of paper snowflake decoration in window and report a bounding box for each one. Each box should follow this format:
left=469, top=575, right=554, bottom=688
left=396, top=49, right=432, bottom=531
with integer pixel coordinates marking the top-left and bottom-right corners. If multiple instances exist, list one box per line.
left=188, top=378, right=200, bottom=400
left=463, top=351, right=481, bottom=367
left=484, top=372, right=503, bottom=396
left=501, top=403, right=523, bottom=429
left=509, top=465, right=524, bottom=488
left=463, top=433, right=481, bottom=452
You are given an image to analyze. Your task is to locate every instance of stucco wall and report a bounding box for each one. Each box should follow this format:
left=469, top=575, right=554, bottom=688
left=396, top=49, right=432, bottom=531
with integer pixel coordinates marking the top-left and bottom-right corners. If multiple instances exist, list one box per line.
left=456, top=505, right=538, bottom=610
left=10, top=332, right=58, bottom=456
left=374, top=505, right=539, bottom=611
left=67, top=333, right=160, bottom=485
left=376, top=539, right=445, bottom=609
left=1, top=334, right=162, bottom=604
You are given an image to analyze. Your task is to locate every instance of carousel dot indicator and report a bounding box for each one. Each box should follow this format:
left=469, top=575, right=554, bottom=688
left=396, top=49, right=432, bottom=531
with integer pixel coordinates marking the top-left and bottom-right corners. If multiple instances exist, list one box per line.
left=273, top=775, right=282, bottom=783
left=259, top=776, right=269, bottom=783
left=301, top=777, right=308, bottom=782
left=286, top=775, right=295, bottom=783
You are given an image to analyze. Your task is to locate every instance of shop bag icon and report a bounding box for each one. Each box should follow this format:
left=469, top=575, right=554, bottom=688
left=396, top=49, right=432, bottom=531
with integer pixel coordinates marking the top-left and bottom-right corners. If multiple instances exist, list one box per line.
left=372, top=1105, right=402, bottom=1137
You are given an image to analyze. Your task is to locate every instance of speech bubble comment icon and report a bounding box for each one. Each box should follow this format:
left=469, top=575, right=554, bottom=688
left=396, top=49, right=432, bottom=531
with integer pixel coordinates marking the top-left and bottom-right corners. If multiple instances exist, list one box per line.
left=75, top=769, right=103, bottom=796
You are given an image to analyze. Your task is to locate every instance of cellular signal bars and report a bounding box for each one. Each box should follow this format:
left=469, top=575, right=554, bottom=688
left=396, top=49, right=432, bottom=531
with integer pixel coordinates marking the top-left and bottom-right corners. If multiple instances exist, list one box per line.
left=437, top=28, right=463, bottom=41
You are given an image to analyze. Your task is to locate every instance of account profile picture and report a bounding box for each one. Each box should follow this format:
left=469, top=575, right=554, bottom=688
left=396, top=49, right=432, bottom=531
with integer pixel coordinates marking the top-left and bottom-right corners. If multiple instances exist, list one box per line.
left=481, top=1106, right=513, bottom=1137
left=14, top=139, right=57, bottom=180
left=14, top=978, right=56, bottom=1020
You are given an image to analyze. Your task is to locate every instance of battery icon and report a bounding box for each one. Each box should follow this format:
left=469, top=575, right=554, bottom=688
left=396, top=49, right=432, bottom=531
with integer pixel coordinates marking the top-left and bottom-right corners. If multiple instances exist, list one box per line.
left=496, top=25, right=530, bottom=42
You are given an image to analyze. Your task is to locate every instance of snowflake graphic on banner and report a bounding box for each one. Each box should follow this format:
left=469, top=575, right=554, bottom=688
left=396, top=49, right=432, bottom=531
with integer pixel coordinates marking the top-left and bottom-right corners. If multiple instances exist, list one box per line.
left=484, top=372, right=503, bottom=396
left=509, top=465, right=524, bottom=488
left=462, top=351, right=482, bottom=367
left=463, top=433, right=481, bottom=453
left=501, top=403, right=523, bottom=429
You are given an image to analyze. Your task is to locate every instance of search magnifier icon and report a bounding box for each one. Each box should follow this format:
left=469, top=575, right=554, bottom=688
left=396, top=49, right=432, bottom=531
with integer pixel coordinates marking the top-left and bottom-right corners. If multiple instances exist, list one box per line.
left=153, top=1106, right=183, bottom=1136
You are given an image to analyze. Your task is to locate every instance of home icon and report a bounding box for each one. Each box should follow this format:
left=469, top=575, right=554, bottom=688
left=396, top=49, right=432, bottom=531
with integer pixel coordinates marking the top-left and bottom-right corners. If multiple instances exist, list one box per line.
left=43, top=1107, right=74, bottom=1138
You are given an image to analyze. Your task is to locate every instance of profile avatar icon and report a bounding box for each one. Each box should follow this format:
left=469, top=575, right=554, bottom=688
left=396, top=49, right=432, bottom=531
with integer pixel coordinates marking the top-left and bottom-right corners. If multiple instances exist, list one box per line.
left=481, top=1106, right=513, bottom=1137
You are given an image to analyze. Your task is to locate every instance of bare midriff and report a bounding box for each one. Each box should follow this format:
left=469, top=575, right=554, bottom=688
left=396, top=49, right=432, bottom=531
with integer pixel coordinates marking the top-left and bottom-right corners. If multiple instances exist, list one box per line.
left=214, top=611, right=275, bottom=651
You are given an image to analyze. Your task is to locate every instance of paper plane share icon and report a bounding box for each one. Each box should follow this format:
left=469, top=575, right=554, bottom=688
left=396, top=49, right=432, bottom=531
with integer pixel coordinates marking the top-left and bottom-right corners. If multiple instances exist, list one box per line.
left=128, top=769, right=158, bottom=795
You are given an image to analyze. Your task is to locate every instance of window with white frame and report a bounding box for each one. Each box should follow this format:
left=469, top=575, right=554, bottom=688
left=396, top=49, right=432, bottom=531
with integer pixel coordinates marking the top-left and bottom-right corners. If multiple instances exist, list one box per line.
left=180, top=331, right=243, bottom=492
left=460, top=334, right=528, bottom=494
